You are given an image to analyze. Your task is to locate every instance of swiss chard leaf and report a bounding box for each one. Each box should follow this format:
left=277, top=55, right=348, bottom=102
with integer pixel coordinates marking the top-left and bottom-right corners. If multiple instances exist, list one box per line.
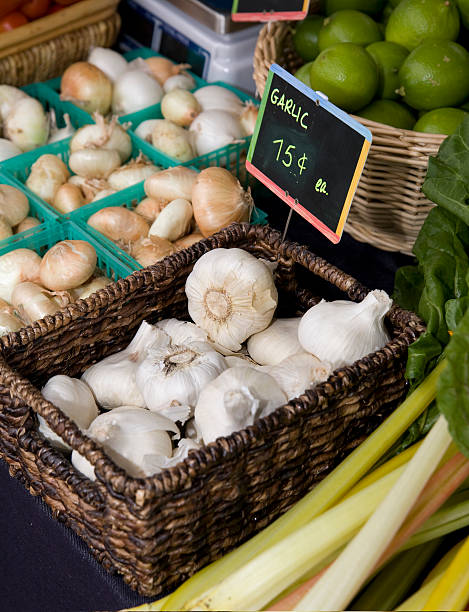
left=393, top=265, right=424, bottom=313
left=437, top=308, right=469, bottom=458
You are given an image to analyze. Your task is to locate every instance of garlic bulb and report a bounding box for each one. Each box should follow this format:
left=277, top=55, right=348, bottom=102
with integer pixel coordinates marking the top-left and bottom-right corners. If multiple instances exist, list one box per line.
left=87, top=206, right=149, bottom=243
left=72, top=406, right=180, bottom=479
left=156, top=318, right=209, bottom=346
left=82, top=321, right=170, bottom=409
left=194, top=366, right=286, bottom=444
left=144, top=166, right=198, bottom=202
left=40, top=240, right=97, bottom=291
left=148, top=198, right=193, bottom=242
left=136, top=342, right=228, bottom=421
left=298, top=290, right=393, bottom=370
left=247, top=318, right=302, bottom=366
left=259, top=353, right=332, bottom=401
left=191, top=167, right=252, bottom=237
left=185, top=248, right=278, bottom=352
left=131, top=237, right=175, bottom=267
left=39, top=375, right=99, bottom=452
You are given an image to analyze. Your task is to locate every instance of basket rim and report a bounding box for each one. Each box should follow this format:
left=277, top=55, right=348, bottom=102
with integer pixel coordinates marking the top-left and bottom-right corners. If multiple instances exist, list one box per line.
left=0, top=222, right=425, bottom=501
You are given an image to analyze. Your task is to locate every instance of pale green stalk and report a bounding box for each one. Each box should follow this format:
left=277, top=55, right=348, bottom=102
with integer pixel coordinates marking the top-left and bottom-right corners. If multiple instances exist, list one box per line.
left=296, top=415, right=452, bottom=611
left=162, top=360, right=444, bottom=611
left=186, top=466, right=405, bottom=611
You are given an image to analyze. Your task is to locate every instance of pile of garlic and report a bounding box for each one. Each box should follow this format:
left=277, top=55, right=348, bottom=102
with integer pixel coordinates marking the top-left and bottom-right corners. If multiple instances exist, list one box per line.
left=0, top=239, right=112, bottom=336
left=0, top=84, right=72, bottom=162
left=135, top=84, right=258, bottom=162
left=86, top=166, right=253, bottom=266
left=40, top=248, right=393, bottom=480
left=24, top=114, right=160, bottom=214
left=0, top=183, right=41, bottom=241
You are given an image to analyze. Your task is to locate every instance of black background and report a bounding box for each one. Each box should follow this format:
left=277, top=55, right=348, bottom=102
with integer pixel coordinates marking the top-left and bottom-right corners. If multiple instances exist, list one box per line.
left=234, top=0, right=304, bottom=13
left=251, top=72, right=365, bottom=233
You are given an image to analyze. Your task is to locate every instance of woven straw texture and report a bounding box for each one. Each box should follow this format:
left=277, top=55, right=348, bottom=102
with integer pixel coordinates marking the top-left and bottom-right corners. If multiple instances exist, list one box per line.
left=253, top=21, right=446, bottom=255
left=0, top=13, right=120, bottom=88
left=0, top=223, right=424, bottom=596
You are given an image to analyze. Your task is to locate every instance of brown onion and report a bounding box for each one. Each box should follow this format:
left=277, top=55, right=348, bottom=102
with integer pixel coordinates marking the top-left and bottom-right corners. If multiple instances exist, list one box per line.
left=61, top=62, right=112, bottom=115
left=87, top=206, right=149, bottom=243
left=173, top=231, right=203, bottom=251
left=131, top=237, right=175, bottom=267
left=134, top=197, right=167, bottom=222
left=15, top=217, right=41, bottom=233
left=40, top=240, right=97, bottom=291
left=144, top=57, right=189, bottom=85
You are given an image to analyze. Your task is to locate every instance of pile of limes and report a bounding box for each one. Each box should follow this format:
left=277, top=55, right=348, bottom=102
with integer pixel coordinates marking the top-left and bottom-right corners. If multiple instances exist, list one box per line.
left=292, top=0, right=469, bottom=134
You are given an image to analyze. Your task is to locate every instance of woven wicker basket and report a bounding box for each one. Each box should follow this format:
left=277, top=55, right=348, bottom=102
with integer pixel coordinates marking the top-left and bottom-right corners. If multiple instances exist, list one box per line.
left=0, top=223, right=424, bottom=596
left=253, top=21, right=446, bottom=255
left=0, top=0, right=120, bottom=87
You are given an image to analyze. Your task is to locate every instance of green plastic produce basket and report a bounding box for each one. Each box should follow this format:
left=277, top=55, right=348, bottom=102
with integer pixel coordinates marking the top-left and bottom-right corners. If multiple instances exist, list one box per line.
left=70, top=180, right=269, bottom=271
left=0, top=173, right=58, bottom=250
left=0, top=133, right=172, bottom=220
left=0, top=219, right=133, bottom=282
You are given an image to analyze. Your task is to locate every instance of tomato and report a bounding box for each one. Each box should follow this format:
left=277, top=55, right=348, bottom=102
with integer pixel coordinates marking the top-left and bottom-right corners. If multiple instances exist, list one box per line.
left=0, top=11, right=28, bottom=32
left=21, top=0, right=50, bottom=19
left=0, top=1, right=26, bottom=20
left=54, top=0, right=82, bottom=5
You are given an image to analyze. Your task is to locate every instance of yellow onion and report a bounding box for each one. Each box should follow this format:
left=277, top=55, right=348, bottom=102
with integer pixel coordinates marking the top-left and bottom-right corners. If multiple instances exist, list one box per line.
left=61, top=62, right=112, bottom=115
left=11, top=281, right=63, bottom=324
left=25, top=154, right=70, bottom=204
left=15, top=217, right=40, bottom=233
left=161, top=89, right=201, bottom=127
left=131, top=237, right=175, bottom=267
left=144, top=57, right=190, bottom=85
left=52, top=183, right=85, bottom=214
left=0, top=184, right=29, bottom=226
left=191, top=167, right=253, bottom=237
left=144, top=165, right=197, bottom=202
left=40, top=240, right=97, bottom=291
left=0, top=215, right=12, bottom=240
left=0, top=248, right=42, bottom=302
left=173, top=231, right=204, bottom=251
left=134, top=197, right=167, bottom=222
left=87, top=206, right=149, bottom=243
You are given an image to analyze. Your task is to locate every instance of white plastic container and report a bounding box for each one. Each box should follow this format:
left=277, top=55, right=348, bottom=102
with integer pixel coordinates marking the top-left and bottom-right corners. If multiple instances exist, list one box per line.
left=119, top=0, right=262, bottom=94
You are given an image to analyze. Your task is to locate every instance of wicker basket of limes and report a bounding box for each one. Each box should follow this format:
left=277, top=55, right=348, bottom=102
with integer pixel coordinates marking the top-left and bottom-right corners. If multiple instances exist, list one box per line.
left=253, top=0, right=469, bottom=255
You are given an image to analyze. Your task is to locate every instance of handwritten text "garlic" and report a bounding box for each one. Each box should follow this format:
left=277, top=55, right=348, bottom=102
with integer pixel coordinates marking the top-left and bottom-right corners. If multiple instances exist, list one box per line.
left=270, top=88, right=309, bottom=130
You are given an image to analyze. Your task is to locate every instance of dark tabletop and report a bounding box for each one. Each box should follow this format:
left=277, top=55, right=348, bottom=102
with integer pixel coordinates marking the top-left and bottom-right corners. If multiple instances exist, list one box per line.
left=0, top=189, right=414, bottom=612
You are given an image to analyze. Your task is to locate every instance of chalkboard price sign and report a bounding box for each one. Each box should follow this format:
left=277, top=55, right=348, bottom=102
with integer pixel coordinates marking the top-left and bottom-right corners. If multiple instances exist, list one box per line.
left=246, top=64, right=372, bottom=244
left=231, top=0, right=310, bottom=22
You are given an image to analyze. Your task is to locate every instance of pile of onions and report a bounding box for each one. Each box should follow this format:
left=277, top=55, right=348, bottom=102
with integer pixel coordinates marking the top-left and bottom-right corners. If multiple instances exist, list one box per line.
left=134, top=83, right=259, bottom=162
left=23, top=115, right=160, bottom=213
left=0, top=239, right=112, bottom=335
left=0, top=183, right=41, bottom=240
left=86, top=165, right=254, bottom=267
left=60, top=51, right=193, bottom=118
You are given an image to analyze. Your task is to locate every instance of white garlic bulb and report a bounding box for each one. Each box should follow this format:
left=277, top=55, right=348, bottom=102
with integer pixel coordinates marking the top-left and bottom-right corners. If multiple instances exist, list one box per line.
left=71, top=405, right=180, bottom=479
left=194, top=366, right=286, bottom=444
left=136, top=342, right=228, bottom=421
left=156, top=318, right=209, bottom=346
left=141, top=438, right=200, bottom=476
left=39, top=374, right=99, bottom=452
left=82, top=321, right=170, bottom=409
left=298, top=290, right=393, bottom=371
left=185, top=248, right=278, bottom=352
left=259, top=352, right=332, bottom=401
left=247, top=317, right=302, bottom=366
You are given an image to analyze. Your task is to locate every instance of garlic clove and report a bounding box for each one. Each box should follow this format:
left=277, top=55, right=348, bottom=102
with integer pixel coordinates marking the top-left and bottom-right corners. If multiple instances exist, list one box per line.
left=194, top=366, right=286, bottom=444
left=185, top=248, right=278, bottom=352
left=247, top=317, right=303, bottom=366
left=297, top=290, right=393, bottom=370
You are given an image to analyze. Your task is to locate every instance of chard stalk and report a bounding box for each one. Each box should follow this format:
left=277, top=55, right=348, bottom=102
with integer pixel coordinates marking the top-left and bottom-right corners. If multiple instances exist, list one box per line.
left=296, top=414, right=453, bottom=611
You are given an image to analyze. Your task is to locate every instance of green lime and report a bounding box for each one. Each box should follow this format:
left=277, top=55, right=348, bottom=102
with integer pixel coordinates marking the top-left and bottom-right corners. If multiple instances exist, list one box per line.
left=318, top=10, right=383, bottom=51
left=389, top=0, right=404, bottom=5
left=309, top=43, right=379, bottom=111
left=456, top=0, right=469, bottom=28
left=385, top=0, right=460, bottom=51
left=358, top=99, right=416, bottom=128
left=293, top=15, right=324, bottom=61
left=413, top=107, right=467, bottom=133
left=294, top=61, right=315, bottom=87
left=398, top=40, right=469, bottom=109
left=381, top=3, right=395, bottom=25
left=324, top=0, right=387, bottom=15
left=366, top=40, right=409, bottom=99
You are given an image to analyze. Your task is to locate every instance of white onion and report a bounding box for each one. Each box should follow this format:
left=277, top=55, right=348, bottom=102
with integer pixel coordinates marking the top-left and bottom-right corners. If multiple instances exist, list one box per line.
left=0, top=85, right=29, bottom=122
left=194, top=85, right=244, bottom=115
left=161, top=89, right=201, bottom=127
left=151, top=119, right=195, bottom=162
left=189, top=110, right=244, bottom=156
left=25, top=154, right=70, bottom=204
left=112, top=70, right=163, bottom=115
left=48, top=111, right=75, bottom=144
left=107, top=158, right=160, bottom=190
left=88, top=47, right=128, bottom=82
left=163, top=73, right=196, bottom=93
left=0, top=248, right=42, bottom=302
left=69, top=148, right=121, bottom=179
left=135, top=119, right=160, bottom=142
left=240, top=103, right=259, bottom=137
left=70, top=115, right=132, bottom=163
left=144, top=166, right=198, bottom=202
left=0, top=138, right=22, bottom=161
left=4, top=98, right=49, bottom=152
